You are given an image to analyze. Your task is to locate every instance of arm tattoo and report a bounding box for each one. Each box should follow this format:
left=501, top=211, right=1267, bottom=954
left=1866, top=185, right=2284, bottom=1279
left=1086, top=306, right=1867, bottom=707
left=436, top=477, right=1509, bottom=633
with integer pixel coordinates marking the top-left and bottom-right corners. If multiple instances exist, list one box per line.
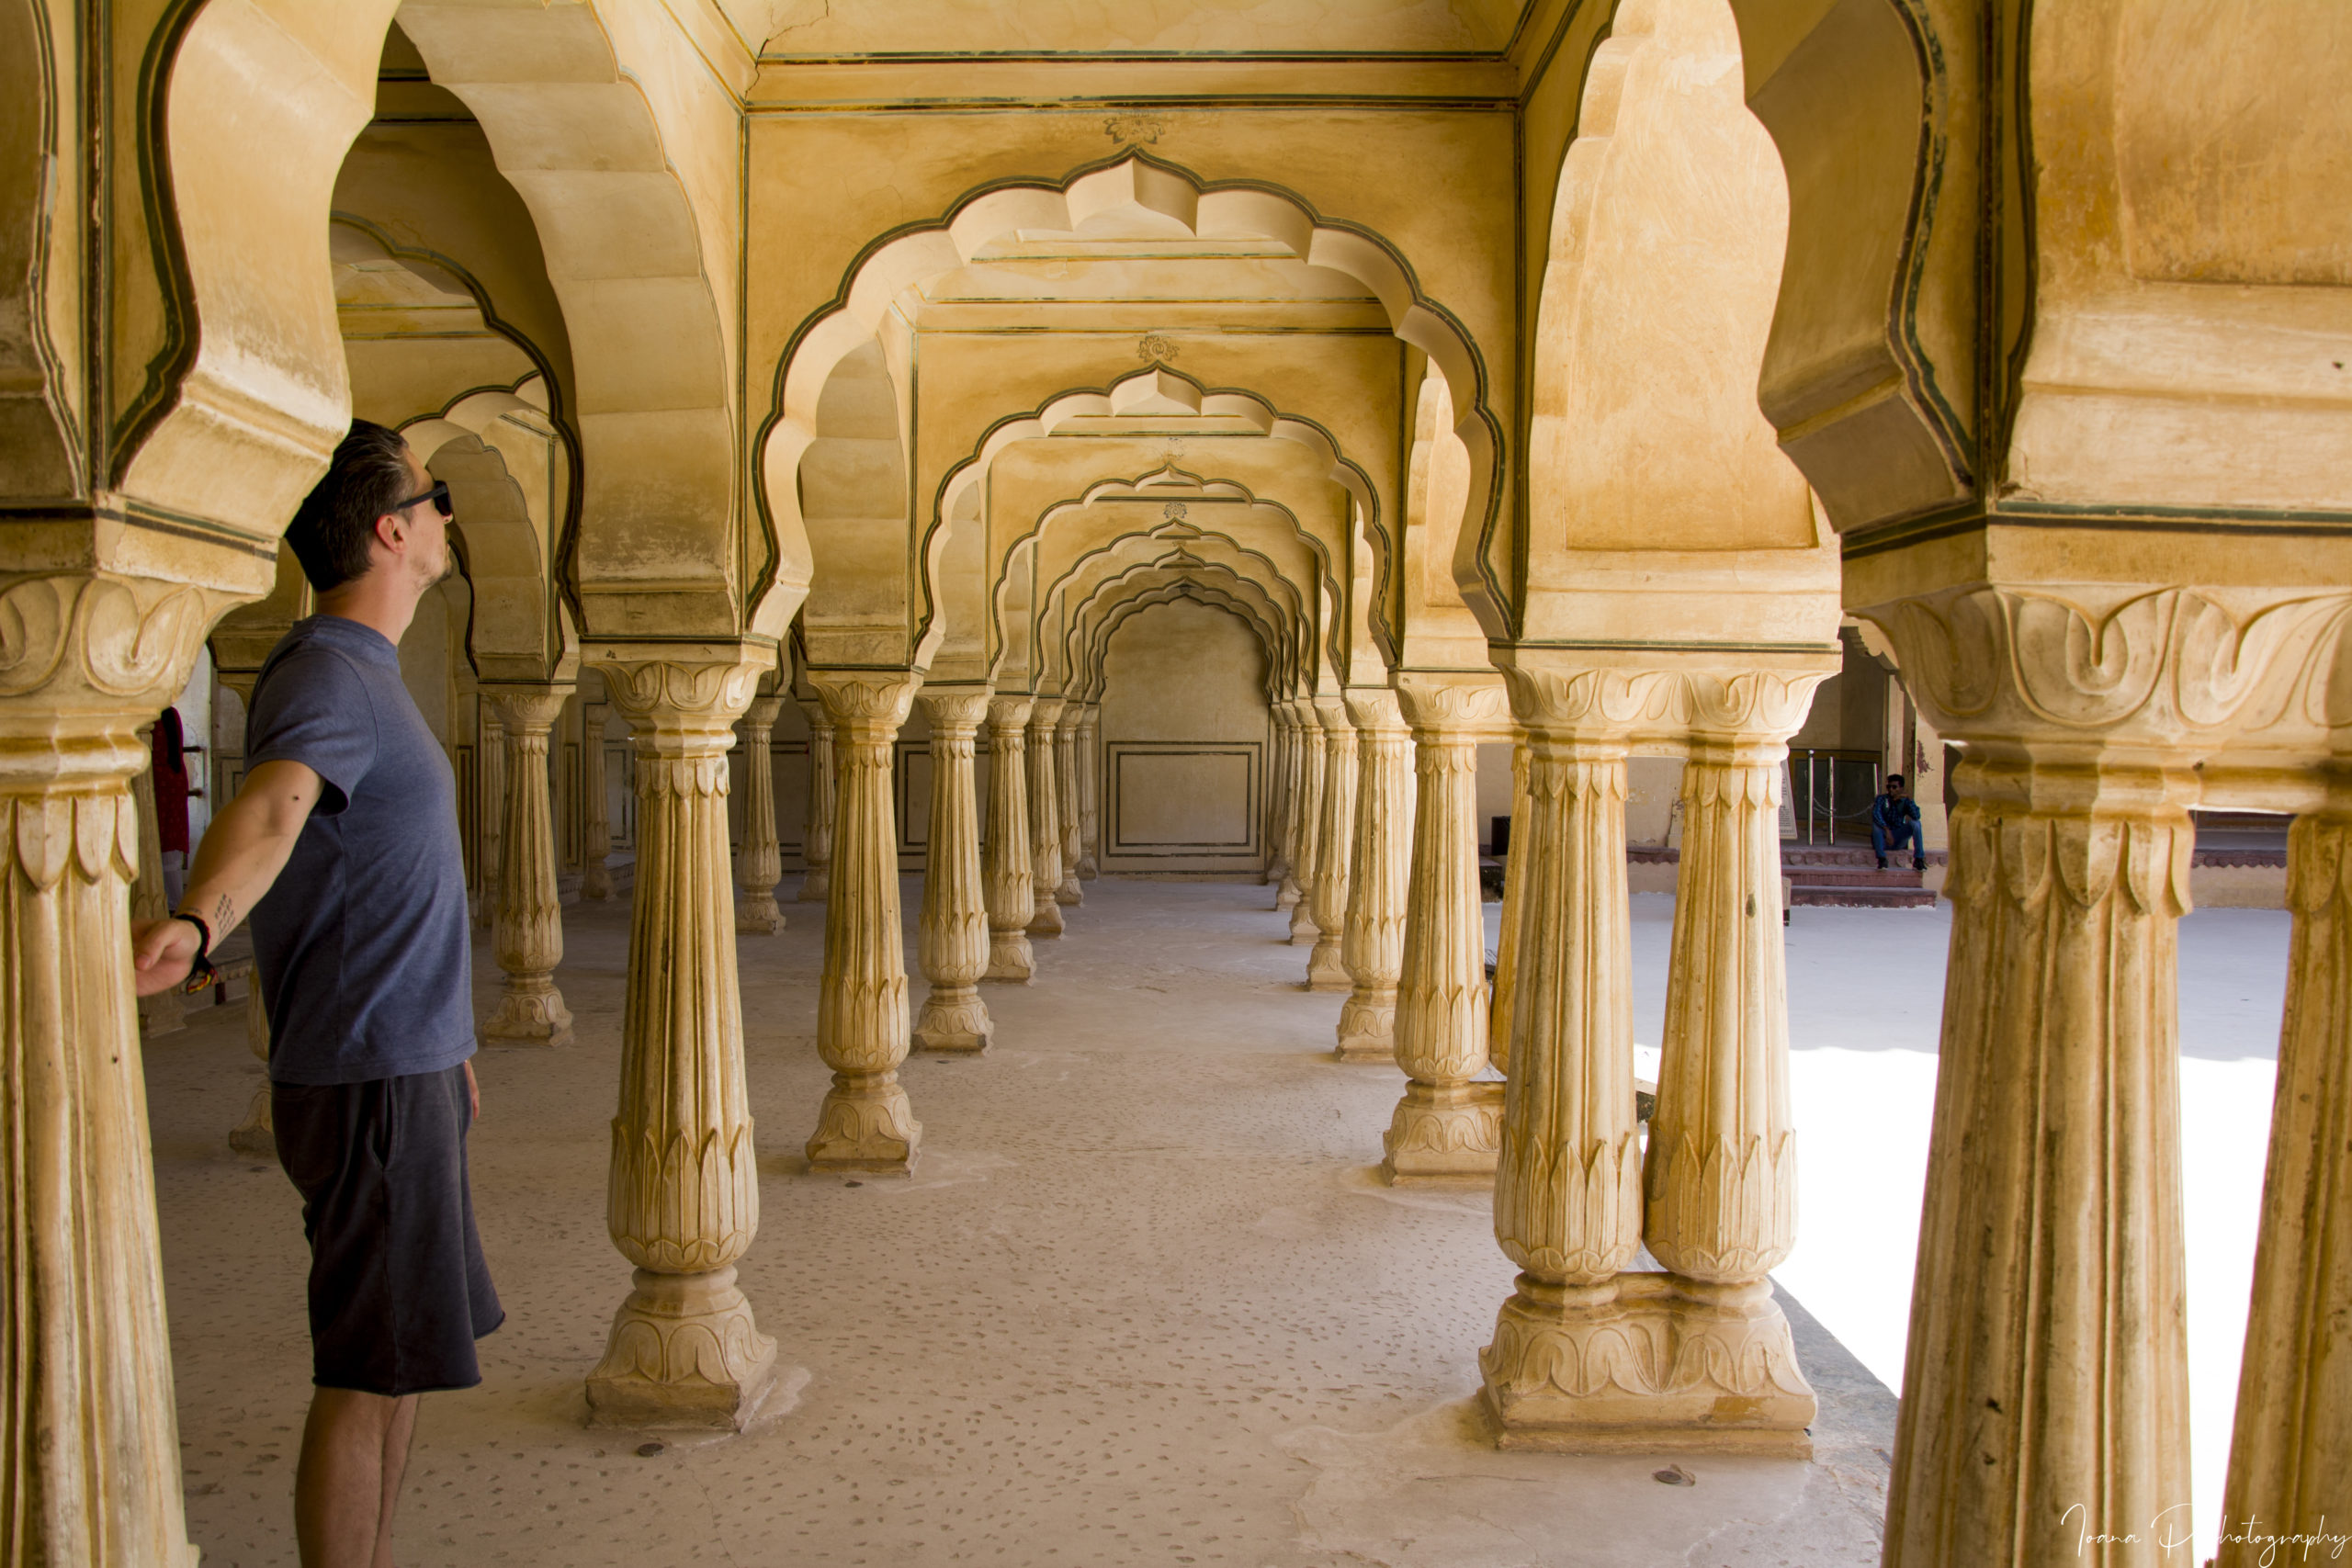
left=212, top=893, right=236, bottom=932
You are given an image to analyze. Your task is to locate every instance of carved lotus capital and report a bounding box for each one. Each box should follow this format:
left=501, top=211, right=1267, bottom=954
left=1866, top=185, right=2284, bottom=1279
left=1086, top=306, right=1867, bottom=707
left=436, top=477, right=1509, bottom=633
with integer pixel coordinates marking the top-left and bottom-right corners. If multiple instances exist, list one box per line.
left=1494, top=649, right=1835, bottom=747
left=481, top=684, right=574, bottom=734
left=1028, top=695, right=1067, bottom=728
left=918, top=688, right=992, bottom=732
left=592, top=646, right=771, bottom=753
left=1395, top=671, right=1511, bottom=736
left=1854, top=583, right=2352, bottom=765
left=808, top=670, right=920, bottom=739
left=0, top=571, right=235, bottom=787
left=741, top=694, right=786, bottom=729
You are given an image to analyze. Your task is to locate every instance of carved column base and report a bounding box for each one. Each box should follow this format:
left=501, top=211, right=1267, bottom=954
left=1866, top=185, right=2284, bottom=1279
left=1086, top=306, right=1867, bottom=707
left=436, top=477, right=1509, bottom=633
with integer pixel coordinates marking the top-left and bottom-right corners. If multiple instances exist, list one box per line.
left=984, top=931, right=1035, bottom=982
left=1306, top=935, right=1351, bottom=990
left=1027, top=899, right=1064, bottom=938
left=228, top=1086, right=275, bottom=1156
left=1287, top=900, right=1318, bottom=944
left=582, top=863, right=614, bottom=900
left=481, top=973, right=576, bottom=1048
left=799, top=870, right=829, bottom=903
left=586, top=1266, right=780, bottom=1430
left=913, top=986, right=992, bottom=1054
left=1380, top=1079, right=1504, bottom=1183
left=738, top=893, right=785, bottom=934
left=139, top=987, right=186, bottom=1038
left=806, top=1070, right=922, bottom=1173
left=1479, top=1273, right=1815, bottom=1456
left=1333, top=988, right=1397, bottom=1062
left=1276, top=874, right=1303, bottom=910
left=1079, top=856, right=1098, bottom=881
left=1055, top=874, right=1082, bottom=907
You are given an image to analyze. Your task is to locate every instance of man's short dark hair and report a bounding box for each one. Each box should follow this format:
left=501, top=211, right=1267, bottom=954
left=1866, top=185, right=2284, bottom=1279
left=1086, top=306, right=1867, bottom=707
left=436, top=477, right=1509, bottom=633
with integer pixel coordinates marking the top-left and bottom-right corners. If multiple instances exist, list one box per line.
left=286, top=420, right=415, bottom=592
left=1886, top=773, right=1905, bottom=786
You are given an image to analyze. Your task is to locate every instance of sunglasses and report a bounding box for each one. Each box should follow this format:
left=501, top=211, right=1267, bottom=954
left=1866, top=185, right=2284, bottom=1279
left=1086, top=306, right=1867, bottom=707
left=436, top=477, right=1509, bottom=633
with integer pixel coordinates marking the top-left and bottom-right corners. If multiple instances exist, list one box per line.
left=393, top=479, right=453, bottom=518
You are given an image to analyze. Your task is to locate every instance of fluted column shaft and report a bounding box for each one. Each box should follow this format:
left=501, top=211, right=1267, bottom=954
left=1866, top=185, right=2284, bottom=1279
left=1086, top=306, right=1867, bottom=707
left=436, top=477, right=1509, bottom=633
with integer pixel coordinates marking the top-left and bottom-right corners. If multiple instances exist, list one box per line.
left=475, top=708, right=504, bottom=930
left=1382, top=677, right=1505, bottom=1181
left=586, top=649, right=776, bottom=1427
left=1336, top=690, right=1415, bottom=1060
left=1275, top=703, right=1306, bottom=905
left=1053, top=706, right=1083, bottom=906
left=1288, top=707, right=1328, bottom=942
left=2221, top=791, right=2352, bottom=1563
left=808, top=671, right=922, bottom=1173
left=1305, top=698, right=1358, bottom=988
left=734, top=694, right=786, bottom=934
left=581, top=697, right=614, bottom=899
left=481, top=687, right=576, bottom=1047
left=0, top=577, right=209, bottom=1563
left=1265, top=705, right=1295, bottom=891
left=797, top=700, right=834, bottom=903
left=913, top=690, right=993, bottom=1054
left=1026, top=698, right=1066, bottom=938
left=1076, top=705, right=1101, bottom=880
left=1487, top=739, right=1532, bottom=1076
left=982, top=696, right=1036, bottom=981
left=1884, top=753, right=2196, bottom=1557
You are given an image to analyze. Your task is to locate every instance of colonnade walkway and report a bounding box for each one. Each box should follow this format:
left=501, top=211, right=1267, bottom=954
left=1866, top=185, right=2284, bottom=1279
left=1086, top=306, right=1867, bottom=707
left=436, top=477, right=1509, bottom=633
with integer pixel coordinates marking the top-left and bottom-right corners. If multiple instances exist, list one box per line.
left=143, top=879, right=2285, bottom=1566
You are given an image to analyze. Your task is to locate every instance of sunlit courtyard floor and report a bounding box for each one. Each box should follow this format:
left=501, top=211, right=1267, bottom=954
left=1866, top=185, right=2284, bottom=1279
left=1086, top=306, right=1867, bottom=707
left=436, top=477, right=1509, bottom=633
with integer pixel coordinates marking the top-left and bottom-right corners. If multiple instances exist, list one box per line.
left=146, top=877, right=2286, bottom=1566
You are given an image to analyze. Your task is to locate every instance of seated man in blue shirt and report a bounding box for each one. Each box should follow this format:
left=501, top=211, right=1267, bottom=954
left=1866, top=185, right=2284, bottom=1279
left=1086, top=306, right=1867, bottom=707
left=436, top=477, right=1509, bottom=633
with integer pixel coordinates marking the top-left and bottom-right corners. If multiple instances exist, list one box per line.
left=1871, top=773, right=1926, bottom=872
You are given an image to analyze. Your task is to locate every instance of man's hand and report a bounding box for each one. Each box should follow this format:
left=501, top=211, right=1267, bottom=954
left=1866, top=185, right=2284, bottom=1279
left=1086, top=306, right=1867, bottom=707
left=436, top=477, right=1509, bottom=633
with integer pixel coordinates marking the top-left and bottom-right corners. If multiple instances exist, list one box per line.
left=464, top=1059, right=480, bottom=1122
left=130, top=918, right=201, bottom=997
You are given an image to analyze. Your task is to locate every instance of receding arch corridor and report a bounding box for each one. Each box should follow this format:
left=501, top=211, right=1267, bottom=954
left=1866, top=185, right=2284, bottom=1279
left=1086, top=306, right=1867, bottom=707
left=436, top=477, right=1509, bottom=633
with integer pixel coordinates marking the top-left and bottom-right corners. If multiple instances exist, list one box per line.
left=146, top=878, right=2288, bottom=1566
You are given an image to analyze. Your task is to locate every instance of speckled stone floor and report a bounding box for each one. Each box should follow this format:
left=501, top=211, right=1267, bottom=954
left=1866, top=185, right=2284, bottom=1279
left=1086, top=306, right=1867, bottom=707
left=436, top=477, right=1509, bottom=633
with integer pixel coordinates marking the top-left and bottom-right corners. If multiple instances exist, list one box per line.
left=149, top=876, right=1894, bottom=1568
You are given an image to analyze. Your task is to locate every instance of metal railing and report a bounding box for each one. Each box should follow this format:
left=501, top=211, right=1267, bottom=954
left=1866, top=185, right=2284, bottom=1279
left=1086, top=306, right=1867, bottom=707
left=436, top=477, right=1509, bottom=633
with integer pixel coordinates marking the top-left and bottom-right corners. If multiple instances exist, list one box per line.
left=1788, top=748, right=1883, bottom=846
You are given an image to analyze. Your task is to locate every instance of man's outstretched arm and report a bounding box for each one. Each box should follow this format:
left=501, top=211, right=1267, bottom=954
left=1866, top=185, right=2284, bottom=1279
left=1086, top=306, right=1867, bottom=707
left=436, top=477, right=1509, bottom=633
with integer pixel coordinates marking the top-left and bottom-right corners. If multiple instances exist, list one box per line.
left=131, top=759, right=324, bottom=996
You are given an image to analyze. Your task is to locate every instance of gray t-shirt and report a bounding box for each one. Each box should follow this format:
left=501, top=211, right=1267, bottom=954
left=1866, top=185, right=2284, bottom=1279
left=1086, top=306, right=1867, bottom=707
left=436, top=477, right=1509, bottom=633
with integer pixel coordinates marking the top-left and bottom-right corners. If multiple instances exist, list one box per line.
left=245, top=615, right=475, bottom=1085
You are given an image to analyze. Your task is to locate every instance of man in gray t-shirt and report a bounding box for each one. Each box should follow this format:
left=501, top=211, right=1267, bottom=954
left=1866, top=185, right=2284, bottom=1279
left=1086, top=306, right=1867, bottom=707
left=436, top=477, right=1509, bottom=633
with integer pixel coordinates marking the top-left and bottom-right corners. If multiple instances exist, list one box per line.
left=134, top=420, right=499, bottom=1568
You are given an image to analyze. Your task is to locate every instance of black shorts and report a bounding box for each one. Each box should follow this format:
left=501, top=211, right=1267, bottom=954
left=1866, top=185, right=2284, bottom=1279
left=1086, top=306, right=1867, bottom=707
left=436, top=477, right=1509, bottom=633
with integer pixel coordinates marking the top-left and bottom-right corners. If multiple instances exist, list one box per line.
left=274, top=1064, right=503, bottom=1396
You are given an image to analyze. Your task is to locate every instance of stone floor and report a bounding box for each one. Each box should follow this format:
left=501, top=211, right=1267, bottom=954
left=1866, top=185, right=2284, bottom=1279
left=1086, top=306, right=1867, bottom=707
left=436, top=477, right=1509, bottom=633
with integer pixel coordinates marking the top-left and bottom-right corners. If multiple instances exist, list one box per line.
left=144, top=877, right=2283, bottom=1566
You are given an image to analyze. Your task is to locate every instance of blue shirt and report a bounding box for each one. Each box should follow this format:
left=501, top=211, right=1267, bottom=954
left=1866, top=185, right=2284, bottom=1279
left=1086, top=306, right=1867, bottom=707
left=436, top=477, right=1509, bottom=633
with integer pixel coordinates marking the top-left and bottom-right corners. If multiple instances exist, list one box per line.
left=244, top=615, right=476, bottom=1085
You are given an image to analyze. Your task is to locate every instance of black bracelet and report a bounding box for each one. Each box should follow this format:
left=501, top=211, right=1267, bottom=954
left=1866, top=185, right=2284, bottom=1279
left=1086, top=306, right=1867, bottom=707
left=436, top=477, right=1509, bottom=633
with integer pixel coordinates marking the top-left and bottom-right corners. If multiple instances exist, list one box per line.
left=172, top=910, right=218, bottom=995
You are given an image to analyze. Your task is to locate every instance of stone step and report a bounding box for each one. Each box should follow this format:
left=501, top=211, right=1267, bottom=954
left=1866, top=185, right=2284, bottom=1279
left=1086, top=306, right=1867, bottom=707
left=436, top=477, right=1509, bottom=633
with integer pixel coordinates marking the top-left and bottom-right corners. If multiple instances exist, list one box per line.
left=1790, top=883, right=1939, bottom=909
left=1792, top=866, right=1927, bottom=887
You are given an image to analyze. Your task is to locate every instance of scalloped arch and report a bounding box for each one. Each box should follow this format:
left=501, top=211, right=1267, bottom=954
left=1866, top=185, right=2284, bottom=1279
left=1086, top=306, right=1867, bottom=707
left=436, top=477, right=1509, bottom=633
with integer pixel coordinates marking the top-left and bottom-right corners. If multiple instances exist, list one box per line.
left=760, top=153, right=1506, bottom=642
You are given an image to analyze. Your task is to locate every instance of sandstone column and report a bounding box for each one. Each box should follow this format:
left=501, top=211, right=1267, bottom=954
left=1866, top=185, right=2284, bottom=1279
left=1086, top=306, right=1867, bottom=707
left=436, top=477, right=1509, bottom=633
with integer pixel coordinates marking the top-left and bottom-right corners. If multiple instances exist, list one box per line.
left=1480, top=666, right=1644, bottom=1439
left=480, top=687, right=576, bottom=1048
left=797, top=698, right=834, bottom=903
left=1855, top=585, right=2313, bottom=1566
left=0, top=576, right=211, bottom=1561
left=1305, top=697, right=1358, bottom=989
left=1026, top=697, right=1066, bottom=938
left=1076, top=704, right=1102, bottom=880
left=131, top=721, right=186, bottom=1038
left=982, top=695, right=1037, bottom=981
left=2220, top=785, right=2352, bottom=1563
left=1053, top=705, right=1084, bottom=906
left=1382, top=676, right=1506, bottom=1180
left=806, top=671, right=922, bottom=1173
left=912, top=689, right=993, bottom=1054
left=1287, top=705, right=1327, bottom=943
left=475, top=706, right=504, bottom=931
left=227, top=978, right=275, bottom=1156
left=1486, top=739, right=1532, bottom=1076
left=1336, top=689, right=1415, bottom=1061
left=1265, top=703, right=1295, bottom=892
left=1638, top=678, right=1826, bottom=1450
left=585, top=650, right=778, bottom=1427
left=734, top=694, right=786, bottom=934
left=581, top=694, right=614, bottom=899
left=1273, top=702, right=1304, bottom=905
